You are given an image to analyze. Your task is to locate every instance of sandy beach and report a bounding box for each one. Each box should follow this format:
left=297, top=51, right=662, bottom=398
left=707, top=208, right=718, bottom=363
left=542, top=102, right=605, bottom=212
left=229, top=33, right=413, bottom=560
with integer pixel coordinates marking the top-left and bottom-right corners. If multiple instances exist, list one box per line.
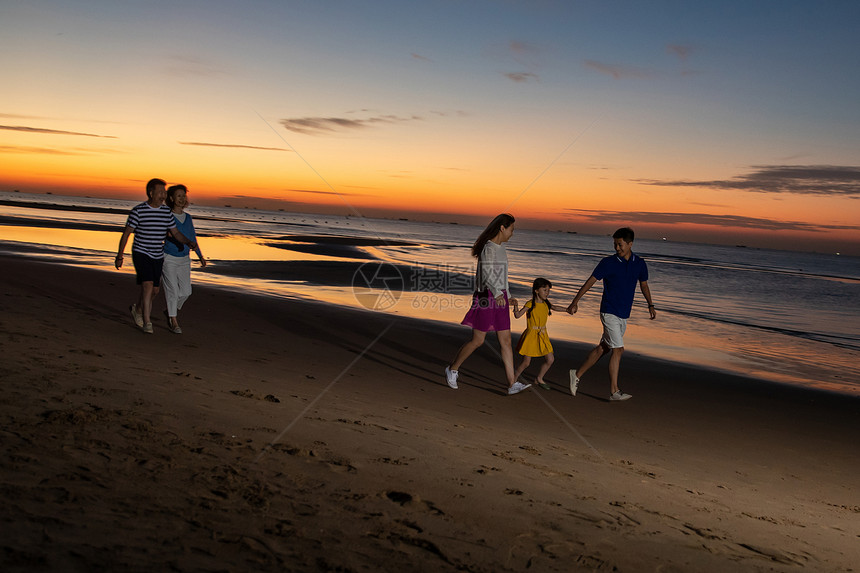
left=1, top=253, right=858, bottom=572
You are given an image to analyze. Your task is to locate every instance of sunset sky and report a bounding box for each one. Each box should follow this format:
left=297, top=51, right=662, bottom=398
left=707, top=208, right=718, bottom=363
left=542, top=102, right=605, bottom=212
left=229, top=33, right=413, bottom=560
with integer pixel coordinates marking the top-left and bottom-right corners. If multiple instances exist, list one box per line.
left=2, top=0, right=859, bottom=253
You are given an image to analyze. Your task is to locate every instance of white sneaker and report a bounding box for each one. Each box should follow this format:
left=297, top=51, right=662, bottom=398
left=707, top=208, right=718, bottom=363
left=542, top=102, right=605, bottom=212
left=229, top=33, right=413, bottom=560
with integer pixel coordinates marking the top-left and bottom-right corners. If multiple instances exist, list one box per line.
left=507, top=381, right=531, bottom=395
left=569, top=370, right=580, bottom=396
left=130, top=304, right=144, bottom=328
left=610, top=391, right=632, bottom=401
left=445, top=366, right=459, bottom=389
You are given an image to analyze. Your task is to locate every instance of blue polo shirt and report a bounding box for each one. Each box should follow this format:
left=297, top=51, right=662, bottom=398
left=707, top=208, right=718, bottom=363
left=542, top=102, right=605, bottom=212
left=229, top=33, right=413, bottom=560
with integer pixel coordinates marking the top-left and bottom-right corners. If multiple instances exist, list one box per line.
left=592, top=253, right=649, bottom=319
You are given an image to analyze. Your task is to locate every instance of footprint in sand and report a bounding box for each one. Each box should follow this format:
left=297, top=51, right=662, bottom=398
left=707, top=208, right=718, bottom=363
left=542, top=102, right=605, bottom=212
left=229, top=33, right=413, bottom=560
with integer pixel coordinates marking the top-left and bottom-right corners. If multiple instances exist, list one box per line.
left=270, top=443, right=315, bottom=457
left=230, top=389, right=280, bottom=402
left=475, top=466, right=501, bottom=475
left=374, top=457, right=413, bottom=465
left=384, top=491, right=445, bottom=515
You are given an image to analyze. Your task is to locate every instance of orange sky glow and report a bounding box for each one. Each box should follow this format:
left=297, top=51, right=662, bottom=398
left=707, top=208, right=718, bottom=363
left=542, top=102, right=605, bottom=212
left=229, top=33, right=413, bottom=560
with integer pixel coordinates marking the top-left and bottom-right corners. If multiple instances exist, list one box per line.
left=2, top=1, right=859, bottom=254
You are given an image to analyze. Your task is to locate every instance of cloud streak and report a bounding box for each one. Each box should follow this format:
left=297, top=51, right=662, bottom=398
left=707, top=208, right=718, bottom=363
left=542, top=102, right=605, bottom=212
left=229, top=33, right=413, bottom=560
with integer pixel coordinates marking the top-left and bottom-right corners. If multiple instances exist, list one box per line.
left=0, top=145, right=82, bottom=155
left=178, top=141, right=289, bottom=152
left=504, top=72, right=539, bottom=83
left=0, top=113, right=51, bottom=120
left=584, top=60, right=651, bottom=80
left=0, top=144, right=123, bottom=156
left=498, top=40, right=543, bottom=83
left=563, top=208, right=860, bottom=233
left=640, top=165, right=860, bottom=196
left=283, top=189, right=350, bottom=196
left=0, top=125, right=116, bottom=138
left=225, top=188, right=376, bottom=199
left=163, top=55, right=229, bottom=77
left=667, top=44, right=693, bottom=61
left=279, top=114, right=422, bottom=136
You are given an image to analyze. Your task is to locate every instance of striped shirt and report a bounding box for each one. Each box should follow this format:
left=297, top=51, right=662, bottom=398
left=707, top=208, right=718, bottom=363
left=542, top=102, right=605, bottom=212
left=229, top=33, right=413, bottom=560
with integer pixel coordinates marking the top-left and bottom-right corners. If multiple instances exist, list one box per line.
left=126, top=202, right=176, bottom=259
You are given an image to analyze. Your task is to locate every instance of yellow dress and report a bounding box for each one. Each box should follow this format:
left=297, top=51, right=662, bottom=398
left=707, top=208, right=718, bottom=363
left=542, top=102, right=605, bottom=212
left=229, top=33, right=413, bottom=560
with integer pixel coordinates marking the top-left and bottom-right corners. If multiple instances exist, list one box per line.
left=516, top=300, right=553, bottom=357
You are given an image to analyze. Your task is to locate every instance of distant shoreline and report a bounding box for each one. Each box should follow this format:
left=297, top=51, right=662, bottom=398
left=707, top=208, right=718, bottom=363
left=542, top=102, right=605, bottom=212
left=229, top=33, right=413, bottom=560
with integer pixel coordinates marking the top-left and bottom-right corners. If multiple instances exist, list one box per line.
left=0, top=200, right=857, bottom=395
left=2, top=191, right=857, bottom=256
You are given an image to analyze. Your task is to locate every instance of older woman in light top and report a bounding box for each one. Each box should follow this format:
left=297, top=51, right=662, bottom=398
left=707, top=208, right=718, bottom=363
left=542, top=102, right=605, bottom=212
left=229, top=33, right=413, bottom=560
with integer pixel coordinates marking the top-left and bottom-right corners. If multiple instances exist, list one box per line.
left=162, top=184, right=206, bottom=334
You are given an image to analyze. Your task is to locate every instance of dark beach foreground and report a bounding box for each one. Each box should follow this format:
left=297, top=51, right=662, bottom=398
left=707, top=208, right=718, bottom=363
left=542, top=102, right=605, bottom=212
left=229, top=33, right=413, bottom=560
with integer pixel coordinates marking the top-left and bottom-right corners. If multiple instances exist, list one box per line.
left=0, top=253, right=857, bottom=572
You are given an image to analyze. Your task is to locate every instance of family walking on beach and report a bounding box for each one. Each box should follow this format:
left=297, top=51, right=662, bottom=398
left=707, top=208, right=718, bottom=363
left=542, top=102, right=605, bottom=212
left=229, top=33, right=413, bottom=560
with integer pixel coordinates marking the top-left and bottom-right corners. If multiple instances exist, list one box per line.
left=445, top=214, right=656, bottom=401
left=113, top=186, right=653, bottom=399
left=115, top=178, right=206, bottom=334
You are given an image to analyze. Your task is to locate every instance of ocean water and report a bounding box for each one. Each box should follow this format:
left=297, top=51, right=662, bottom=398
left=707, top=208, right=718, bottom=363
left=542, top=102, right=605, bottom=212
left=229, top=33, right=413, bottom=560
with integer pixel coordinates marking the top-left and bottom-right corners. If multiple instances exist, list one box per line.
left=2, top=191, right=859, bottom=396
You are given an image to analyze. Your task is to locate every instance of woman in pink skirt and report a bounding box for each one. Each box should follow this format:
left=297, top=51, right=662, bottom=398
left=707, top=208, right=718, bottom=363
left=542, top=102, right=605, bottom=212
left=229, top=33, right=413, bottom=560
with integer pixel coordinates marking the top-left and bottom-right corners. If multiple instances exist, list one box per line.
left=444, top=213, right=530, bottom=395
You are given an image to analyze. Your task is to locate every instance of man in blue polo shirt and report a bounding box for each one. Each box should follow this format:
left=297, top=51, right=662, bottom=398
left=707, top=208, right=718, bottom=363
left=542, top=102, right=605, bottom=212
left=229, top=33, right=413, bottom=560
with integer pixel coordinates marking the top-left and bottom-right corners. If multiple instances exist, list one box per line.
left=566, top=227, right=656, bottom=401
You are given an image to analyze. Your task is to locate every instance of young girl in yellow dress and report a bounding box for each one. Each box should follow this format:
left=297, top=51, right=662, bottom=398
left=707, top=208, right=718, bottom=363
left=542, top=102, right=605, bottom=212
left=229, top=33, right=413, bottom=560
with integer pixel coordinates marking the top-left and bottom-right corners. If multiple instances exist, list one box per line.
left=512, top=278, right=555, bottom=389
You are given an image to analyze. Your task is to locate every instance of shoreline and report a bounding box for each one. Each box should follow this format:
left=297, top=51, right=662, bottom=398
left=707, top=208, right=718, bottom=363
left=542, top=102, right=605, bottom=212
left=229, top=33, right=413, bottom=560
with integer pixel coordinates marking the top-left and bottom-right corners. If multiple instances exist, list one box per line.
left=2, top=235, right=858, bottom=397
left=1, top=253, right=858, bottom=571
left=3, top=237, right=859, bottom=396
left=0, top=235, right=860, bottom=396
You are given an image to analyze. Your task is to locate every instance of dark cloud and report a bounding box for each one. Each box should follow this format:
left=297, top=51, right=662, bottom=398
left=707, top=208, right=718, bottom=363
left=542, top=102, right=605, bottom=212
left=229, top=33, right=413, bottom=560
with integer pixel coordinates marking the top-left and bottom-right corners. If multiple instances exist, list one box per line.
left=562, top=208, right=860, bottom=233
left=484, top=39, right=545, bottom=82
left=509, top=40, right=540, bottom=55
left=504, top=72, right=539, bottom=83
left=283, top=189, right=345, bottom=196
left=639, top=165, right=860, bottom=196
left=430, top=110, right=469, bottom=118
left=0, top=125, right=116, bottom=138
left=508, top=40, right=543, bottom=68
left=280, top=114, right=422, bottom=136
left=486, top=40, right=543, bottom=64
left=583, top=60, right=651, bottom=80
left=667, top=44, right=693, bottom=60
left=224, top=188, right=376, bottom=199
left=506, top=40, right=544, bottom=70
left=498, top=40, right=543, bottom=82
left=227, top=189, right=342, bottom=197
left=178, top=141, right=289, bottom=152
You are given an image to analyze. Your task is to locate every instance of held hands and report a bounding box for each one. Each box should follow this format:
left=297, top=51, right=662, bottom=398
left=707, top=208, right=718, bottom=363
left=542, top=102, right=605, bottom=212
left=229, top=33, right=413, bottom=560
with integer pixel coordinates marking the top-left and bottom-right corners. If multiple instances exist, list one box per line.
left=510, top=298, right=519, bottom=310
left=566, top=300, right=578, bottom=314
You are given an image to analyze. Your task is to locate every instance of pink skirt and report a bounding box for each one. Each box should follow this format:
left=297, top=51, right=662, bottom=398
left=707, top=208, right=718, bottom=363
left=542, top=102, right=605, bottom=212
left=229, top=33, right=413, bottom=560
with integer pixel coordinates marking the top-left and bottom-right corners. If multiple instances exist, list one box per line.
left=461, top=290, right=511, bottom=332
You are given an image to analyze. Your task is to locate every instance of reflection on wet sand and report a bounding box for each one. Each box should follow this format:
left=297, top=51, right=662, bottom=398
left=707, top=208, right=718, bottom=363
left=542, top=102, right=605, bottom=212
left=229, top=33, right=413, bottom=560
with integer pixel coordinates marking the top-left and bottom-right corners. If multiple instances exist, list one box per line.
left=2, top=216, right=858, bottom=396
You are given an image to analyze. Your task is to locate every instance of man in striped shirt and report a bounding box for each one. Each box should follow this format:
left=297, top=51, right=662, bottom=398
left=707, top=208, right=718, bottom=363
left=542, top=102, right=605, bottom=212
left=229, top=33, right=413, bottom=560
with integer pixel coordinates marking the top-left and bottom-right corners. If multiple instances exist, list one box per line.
left=115, top=178, right=198, bottom=333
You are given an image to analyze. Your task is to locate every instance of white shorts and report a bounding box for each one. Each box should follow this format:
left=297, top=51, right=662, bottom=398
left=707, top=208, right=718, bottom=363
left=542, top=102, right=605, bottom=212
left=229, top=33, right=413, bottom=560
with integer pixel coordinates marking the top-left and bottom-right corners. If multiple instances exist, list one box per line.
left=600, top=313, right=627, bottom=349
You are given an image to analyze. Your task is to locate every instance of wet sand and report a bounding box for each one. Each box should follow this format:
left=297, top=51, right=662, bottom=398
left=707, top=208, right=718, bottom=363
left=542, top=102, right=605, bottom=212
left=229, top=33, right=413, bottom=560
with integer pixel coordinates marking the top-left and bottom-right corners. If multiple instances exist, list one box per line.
left=0, top=253, right=857, bottom=572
